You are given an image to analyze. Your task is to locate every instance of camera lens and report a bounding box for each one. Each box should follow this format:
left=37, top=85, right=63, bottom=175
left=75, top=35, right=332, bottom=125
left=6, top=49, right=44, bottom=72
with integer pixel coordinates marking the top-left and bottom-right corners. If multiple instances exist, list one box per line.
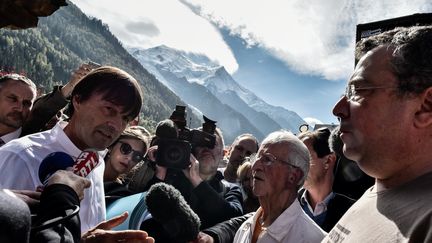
left=156, top=138, right=191, bottom=170
left=164, top=145, right=185, bottom=164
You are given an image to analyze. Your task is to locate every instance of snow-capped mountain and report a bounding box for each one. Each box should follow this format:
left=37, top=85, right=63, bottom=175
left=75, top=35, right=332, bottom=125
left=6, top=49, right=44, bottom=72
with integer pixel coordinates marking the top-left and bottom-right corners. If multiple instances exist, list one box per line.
left=129, top=45, right=305, bottom=142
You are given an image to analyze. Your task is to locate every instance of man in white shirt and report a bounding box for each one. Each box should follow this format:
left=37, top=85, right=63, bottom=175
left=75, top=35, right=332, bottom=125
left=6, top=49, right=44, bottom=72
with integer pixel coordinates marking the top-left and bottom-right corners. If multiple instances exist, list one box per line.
left=233, top=130, right=325, bottom=243
left=0, top=74, right=36, bottom=145
left=0, top=66, right=143, bottom=233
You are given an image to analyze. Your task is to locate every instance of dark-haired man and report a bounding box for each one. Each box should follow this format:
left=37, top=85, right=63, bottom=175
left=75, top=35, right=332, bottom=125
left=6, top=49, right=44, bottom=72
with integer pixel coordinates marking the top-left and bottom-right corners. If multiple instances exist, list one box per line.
left=0, top=74, right=36, bottom=145
left=0, top=66, right=143, bottom=233
left=324, top=26, right=432, bottom=242
left=298, top=128, right=355, bottom=232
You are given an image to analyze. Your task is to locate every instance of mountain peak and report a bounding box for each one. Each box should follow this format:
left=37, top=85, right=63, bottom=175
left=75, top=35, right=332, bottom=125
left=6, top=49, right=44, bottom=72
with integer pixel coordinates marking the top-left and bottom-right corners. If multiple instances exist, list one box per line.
left=129, top=46, right=305, bottom=137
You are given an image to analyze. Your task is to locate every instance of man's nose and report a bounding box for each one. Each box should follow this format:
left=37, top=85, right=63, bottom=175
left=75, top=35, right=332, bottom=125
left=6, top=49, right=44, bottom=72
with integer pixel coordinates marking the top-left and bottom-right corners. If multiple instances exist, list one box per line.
left=12, top=102, right=24, bottom=112
left=332, top=96, right=350, bottom=120
left=108, top=116, right=126, bottom=132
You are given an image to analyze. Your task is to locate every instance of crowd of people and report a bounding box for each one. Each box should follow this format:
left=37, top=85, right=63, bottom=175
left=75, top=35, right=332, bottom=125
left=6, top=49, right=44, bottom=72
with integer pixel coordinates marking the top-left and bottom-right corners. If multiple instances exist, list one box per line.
left=1, top=25, right=432, bottom=243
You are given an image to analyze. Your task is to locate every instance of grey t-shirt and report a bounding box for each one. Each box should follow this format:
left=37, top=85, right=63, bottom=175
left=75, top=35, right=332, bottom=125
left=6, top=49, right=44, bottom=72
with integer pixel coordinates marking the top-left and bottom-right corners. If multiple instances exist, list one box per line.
left=323, top=172, right=432, bottom=243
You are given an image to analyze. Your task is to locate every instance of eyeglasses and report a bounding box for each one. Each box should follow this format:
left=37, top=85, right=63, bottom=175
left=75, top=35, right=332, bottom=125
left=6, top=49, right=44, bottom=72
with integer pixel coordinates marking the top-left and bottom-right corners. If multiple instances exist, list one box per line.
left=344, top=84, right=397, bottom=102
left=118, top=141, right=145, bottom=163
left=255, top=152, right=299, bottom=169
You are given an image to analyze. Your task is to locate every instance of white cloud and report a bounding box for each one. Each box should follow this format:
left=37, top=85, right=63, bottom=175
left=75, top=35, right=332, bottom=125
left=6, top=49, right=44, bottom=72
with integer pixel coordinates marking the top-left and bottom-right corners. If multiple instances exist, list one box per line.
left=182, top=0, right=432, bottom=81
left=70, top=0, right=432, bottom=81
left=71, top=0, right=239, bottom=73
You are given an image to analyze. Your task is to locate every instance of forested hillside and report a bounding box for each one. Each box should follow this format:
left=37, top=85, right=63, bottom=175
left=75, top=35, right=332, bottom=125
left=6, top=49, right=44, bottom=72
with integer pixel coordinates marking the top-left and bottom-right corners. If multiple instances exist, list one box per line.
left=0, top=1, right=200, bottom=132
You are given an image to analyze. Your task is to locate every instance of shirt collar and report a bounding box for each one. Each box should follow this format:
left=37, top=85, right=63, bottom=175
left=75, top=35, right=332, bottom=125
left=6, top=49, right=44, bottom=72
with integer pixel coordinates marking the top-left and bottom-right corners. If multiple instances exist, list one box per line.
left=300, top=189, right=335, bottom=216
left=265, top=199, right=304, bottom=242
left=1, top=127, right=22, bottom=144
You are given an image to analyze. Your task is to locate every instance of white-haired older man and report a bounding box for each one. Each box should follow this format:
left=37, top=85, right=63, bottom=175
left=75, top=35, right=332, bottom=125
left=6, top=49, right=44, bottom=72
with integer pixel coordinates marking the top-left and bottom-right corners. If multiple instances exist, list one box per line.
left=233, top=130, right=325, bottom=243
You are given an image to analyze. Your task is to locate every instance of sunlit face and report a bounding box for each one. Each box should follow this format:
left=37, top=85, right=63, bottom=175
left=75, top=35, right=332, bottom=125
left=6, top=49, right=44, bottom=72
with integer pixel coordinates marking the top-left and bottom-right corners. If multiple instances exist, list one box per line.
left=332, top=46, right=418, bottom=179
left=194, top=133, right=224, bottom=176
left=0, top=80, right=35, bottom=132
left=302, top=138, right=326, bottom=188
left=68, top=92, right=130, bottom=150
left=228, top=136, right=258, bottom=169
left=251, top=142, right=297, bottom=198
left=108, top=138, right=145, bottom=176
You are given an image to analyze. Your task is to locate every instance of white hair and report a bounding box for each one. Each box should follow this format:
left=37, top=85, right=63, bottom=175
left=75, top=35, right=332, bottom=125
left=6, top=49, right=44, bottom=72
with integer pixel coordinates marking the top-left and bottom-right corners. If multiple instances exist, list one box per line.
left=261, top=130, right=310, bottom=186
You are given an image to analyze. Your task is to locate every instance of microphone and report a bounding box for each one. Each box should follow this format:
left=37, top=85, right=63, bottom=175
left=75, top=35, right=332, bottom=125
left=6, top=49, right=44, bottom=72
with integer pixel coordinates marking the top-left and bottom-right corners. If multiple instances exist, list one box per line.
left=38, top=150, right=99, bottom=184
left=38, top=152, right=74, bottom=184
left=155, top=119, right=178, bottom=139
left=72, top=150, right=99, bottom=177
left=145, top=182, right=200, bottom=242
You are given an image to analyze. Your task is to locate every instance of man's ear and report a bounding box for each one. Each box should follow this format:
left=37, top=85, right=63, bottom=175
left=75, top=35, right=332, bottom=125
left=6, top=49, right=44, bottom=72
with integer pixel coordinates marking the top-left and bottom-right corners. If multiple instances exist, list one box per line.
left=71, top=95, right=81, bottom=111
left=289, top=168, right=304, bottom=186
left=325, top=153, right=337, bottom=170
left=414, top=87, right=432, bottom=128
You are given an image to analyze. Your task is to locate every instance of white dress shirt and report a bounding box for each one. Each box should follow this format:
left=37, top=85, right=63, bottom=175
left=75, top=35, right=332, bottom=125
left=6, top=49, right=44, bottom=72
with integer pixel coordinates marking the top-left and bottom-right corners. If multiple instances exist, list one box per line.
left=0, top=121, right=106, bottom=232
left=233, top=199, right=326, bottom=243
left=0, top=127, right=22, bottom=146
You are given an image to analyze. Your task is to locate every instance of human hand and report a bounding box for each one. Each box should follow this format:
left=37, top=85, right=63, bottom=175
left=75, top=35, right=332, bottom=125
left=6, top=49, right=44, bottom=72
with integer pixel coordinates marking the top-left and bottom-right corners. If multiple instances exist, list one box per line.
left=11, top=189, right=41, bottom=210
left=155, top=164, right=167, bottom=181
left=81, top=212, right=154, bottom=243
left=46, top=170, right=91, bottom=201
left=146, top=146, right=157, bottom=162
left=183, top=154, right=203, bottom=187
left=61, top=63, right=97, bottom=98
left=190, top=232, right=214, bottom=243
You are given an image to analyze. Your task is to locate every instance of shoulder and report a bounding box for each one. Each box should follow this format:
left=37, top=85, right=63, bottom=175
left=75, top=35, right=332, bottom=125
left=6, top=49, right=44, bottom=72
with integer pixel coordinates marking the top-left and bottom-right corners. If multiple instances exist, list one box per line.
left=298, top=213, right=327, bottom=241
left=409, top=208, right=432, bottom=242
left=0, top=130, right=53, bottom=155
left=330, top=193, right=356, bottom=208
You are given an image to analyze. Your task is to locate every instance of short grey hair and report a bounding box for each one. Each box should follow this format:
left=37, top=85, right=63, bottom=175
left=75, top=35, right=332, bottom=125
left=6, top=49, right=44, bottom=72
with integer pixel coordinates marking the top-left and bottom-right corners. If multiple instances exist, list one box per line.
left=261, top=130, right=310, bottom=186
left=0, top=73, right=36, bottom=91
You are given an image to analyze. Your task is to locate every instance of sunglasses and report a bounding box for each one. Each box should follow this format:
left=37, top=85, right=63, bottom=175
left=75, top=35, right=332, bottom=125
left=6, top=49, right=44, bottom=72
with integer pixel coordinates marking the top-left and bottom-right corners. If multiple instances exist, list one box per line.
left=118, top=141, right=145, bottom=163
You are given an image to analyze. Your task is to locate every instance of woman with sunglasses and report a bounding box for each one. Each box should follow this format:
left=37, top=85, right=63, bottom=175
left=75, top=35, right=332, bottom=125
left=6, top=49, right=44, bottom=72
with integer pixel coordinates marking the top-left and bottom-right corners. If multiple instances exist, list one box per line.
left=104, top=126, right=149, bottom=205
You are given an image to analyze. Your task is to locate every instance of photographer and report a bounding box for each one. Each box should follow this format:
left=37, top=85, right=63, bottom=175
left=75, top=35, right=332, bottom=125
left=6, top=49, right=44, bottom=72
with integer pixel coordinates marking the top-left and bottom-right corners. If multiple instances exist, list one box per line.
left=137, top=107, right=243, bottom=233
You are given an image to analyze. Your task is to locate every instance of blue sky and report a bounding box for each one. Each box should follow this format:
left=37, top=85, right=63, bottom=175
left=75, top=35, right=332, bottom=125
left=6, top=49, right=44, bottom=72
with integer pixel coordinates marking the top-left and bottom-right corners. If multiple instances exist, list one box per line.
left=221, top=28, right=342, bottom=125
left=72, top=0, right=432, bottom=125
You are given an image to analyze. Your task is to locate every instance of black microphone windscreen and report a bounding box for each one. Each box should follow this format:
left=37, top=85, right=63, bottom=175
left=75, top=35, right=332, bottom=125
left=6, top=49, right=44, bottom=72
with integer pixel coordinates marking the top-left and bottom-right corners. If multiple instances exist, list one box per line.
left=155, top=119, right=178, bottom=139
left=145, top=182, right=200, bottom=241
left=38, top=152, right=74, bottom=184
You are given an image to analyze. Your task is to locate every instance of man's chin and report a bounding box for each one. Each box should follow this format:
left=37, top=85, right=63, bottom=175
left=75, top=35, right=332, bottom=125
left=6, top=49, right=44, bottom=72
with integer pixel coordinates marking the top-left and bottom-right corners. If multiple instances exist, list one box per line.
left=4, top=120, right=22, bottom=129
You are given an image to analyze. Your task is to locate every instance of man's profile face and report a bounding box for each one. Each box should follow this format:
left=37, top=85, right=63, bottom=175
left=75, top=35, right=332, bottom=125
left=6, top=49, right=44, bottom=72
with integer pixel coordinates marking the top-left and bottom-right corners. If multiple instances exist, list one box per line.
left=228, top=136, right=257, bottom=168
left=71, top=92, right=129, bottom=150
left=332, top=46, right=416, bottom=179
left=302, top=138, right=326, bottom=189
left=194, top=133, right=223, bottom=176
left=0, top=80, right=35, bottom=131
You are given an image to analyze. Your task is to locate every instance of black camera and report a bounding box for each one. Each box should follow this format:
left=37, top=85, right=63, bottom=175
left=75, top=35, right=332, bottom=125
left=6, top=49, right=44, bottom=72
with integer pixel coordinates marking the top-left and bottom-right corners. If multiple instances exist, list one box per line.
left=178, top=116, right=216, bottom=150
left=156, top=138, right=191, bottom=170
left=155, top=105, right=217, bottom=170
